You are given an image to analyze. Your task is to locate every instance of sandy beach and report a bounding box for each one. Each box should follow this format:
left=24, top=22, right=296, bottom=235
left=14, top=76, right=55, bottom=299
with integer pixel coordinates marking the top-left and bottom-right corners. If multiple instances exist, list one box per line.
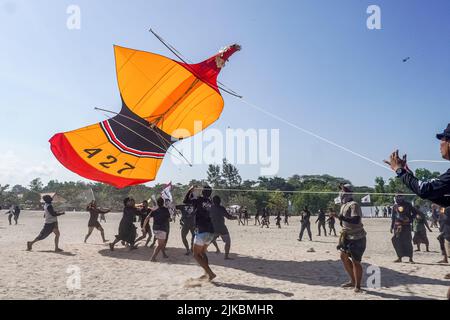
left=0, top=210, right=449, bottom=300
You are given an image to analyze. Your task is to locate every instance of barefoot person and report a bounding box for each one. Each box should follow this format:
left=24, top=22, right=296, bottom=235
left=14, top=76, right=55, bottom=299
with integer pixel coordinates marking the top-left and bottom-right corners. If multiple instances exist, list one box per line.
left=135, top=200, right=153, bottom=247
left=384, top=123, right=450, bottom=299
left=390, top=195, right=416, bottom=263
left=184, top=185, right=216, bottom=281
left=27, top=195, right=65, bottom=252
left=143, top=197, right=170, bottom=261
left=109, top=197, right=138, bottom=251
left=210, top=195, right=237, bottom=260
left=84, top=200, right=110, bottom=243
left=337, top=184, right=367, bottom=293
left=413, top=207, right=432, bottom=252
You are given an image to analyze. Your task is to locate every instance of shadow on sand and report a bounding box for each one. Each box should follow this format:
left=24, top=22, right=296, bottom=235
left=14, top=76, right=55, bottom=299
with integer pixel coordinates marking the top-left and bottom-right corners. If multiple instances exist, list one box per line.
left=98, top=246, right=449, bottom=300
left=36, top=250, right=77, bottom=256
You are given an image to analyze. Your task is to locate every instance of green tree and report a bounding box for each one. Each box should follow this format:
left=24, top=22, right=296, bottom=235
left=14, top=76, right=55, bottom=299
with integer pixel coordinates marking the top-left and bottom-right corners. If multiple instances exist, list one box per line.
left=221, top=159, right=242, bottom=187
left=23, top=191, right=41, bottom=209
left=29, top=178, right=43, bottom=193
left=206, top=164, right=223, bottom=187
left=415, top=168, right=440, bottom=181
left=373, top=176, right=390, bottom=205
left=267, top=192, right=288, bottom=214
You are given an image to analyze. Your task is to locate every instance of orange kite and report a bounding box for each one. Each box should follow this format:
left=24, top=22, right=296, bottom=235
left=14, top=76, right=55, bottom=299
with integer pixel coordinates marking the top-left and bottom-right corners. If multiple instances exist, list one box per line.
left=50, top=43, right=240, bottom=188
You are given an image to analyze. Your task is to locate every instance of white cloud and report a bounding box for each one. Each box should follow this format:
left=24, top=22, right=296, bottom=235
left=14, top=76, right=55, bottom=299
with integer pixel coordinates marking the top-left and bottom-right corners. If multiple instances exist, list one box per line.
left=0, top=150, right=84, bottom=187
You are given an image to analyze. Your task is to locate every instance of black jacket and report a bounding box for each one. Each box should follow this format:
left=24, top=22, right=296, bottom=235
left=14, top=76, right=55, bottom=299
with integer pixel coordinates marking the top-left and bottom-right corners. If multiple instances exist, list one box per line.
left=399, top=168, right=450, bottom=207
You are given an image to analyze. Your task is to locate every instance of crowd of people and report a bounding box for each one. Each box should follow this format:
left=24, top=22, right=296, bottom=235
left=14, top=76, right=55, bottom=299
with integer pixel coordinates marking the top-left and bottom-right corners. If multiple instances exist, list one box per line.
left=3, top=124, right=450, bottom=298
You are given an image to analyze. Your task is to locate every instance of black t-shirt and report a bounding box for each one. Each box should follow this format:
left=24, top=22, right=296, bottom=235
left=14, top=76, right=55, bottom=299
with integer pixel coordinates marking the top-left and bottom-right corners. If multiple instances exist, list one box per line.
left=302, top=211, right=311, bottom=223
left=317, top=211, right=326, bottom=221
left=150, top=207, right=170, bottom=232
left=88, top=207, right=108, bottom=225
left=176, top=204, right=195, bottom=228
left=185, top=196, right=214, bottom=234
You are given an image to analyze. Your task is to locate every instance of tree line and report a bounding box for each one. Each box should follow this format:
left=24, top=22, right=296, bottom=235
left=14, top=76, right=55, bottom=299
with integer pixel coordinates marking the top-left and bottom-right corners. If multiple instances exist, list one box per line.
left=0, top=159, right=441, bottom=213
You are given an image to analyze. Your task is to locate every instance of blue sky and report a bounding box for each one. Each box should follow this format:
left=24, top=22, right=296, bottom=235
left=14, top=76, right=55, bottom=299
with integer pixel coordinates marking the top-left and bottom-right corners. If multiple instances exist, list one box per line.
left=0, top=0, right=449, bottom=188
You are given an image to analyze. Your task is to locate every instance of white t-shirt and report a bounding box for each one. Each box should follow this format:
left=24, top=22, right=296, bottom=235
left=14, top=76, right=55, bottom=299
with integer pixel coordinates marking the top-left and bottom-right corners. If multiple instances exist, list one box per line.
left=44, top=203, right=58, bottom=224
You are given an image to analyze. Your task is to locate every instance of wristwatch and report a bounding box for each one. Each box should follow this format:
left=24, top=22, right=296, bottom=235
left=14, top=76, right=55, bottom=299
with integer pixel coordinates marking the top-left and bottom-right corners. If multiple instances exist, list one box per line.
left=396, top=167, right=407, bottom=177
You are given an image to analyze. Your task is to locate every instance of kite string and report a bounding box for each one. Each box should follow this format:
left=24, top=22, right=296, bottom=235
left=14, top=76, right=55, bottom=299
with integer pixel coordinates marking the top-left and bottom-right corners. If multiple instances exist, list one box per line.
left=148, top=28, right=447, bottom=170
left=237, top=99, right=448, bottom=169
left=195, top=187, right=417, bottom=196
left=238, top=98, right=393, bottom=172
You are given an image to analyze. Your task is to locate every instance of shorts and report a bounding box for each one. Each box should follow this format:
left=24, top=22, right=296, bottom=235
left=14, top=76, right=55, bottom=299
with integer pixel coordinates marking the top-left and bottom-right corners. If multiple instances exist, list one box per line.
left=36, top=222, right=58, bottom=241
left=194, top=232, right=215, bottom=246
left=340, top=237, right=366, bottom=262
left=153, top=230, right=167, bottom=240
left=88, top=221, right=102, bottom=229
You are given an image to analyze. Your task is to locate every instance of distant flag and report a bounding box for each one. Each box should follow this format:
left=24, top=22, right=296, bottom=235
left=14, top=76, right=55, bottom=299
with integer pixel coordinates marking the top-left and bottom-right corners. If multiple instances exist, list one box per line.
left=361, top=194, right=371, bottom=204
left=161, top=182, right=173, bottom=202
left=334, top=196, right=341, bottom=205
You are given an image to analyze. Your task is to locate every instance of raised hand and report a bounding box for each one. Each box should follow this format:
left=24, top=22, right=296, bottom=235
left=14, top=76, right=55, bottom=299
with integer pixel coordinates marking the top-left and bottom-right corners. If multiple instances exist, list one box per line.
left=384, top=149, right=407, bottom=171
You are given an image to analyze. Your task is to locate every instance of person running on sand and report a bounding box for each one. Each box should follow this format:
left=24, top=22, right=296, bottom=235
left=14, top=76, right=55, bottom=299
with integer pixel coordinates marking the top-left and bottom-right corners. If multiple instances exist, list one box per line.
left=135, top=200, right=153, bottom=247
left=337, top=184, right=367, bottom=293
left=142, top=197, right=170, bottom=262
left=184, top=185, right=216, bottom=281
left=210, top=195, right=237, bottom=260
left=109, top=197, right=138, bottom=251
left=27, top=195, right=65, bottom=252
left=84, top=200, right=110, bottom=243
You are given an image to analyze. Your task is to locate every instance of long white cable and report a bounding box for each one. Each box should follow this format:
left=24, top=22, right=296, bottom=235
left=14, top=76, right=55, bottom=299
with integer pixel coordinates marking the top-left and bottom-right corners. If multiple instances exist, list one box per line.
left=239, top=99, right=393, bottom=172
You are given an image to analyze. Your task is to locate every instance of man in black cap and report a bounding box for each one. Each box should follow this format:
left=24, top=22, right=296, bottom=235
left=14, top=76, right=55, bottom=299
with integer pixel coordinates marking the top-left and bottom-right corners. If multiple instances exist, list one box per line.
left=385, top=123, right=450, bottom=299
